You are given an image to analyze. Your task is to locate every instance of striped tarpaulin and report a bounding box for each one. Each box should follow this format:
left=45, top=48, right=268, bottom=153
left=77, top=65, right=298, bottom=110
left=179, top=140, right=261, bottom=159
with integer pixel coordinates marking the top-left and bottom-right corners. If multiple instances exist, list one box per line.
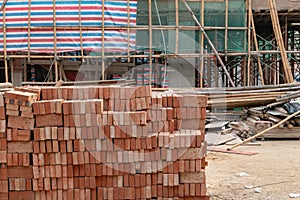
left=0, top=0, right=137, bottom=53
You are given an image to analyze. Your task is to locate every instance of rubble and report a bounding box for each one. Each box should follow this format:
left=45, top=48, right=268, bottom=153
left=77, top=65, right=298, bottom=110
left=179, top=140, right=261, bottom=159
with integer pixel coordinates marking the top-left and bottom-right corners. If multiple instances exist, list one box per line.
left=205, top=88, right=300, bottom=144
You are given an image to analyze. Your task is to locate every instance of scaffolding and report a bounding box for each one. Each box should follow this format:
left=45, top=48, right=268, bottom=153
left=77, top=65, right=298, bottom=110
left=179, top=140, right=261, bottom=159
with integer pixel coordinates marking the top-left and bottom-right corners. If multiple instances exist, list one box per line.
left=0, top=0, right=299, bottom=88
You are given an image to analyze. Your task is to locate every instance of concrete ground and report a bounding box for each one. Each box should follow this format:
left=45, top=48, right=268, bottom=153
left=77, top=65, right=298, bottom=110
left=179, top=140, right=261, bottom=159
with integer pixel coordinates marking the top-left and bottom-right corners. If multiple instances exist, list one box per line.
left=206, top=140, right=300, bottom=200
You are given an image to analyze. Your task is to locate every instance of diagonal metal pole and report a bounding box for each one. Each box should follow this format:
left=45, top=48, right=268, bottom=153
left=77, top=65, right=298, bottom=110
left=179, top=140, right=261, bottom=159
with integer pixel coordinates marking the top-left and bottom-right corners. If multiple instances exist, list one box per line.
left=182, top=0, right=235, bottom=87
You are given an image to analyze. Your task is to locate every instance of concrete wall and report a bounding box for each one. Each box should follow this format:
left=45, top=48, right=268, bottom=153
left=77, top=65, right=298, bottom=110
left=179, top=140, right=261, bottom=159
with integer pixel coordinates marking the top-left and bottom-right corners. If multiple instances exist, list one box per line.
left=168, top=58, right=196, bottom=88
left=167, top=29, right=197, bottom=88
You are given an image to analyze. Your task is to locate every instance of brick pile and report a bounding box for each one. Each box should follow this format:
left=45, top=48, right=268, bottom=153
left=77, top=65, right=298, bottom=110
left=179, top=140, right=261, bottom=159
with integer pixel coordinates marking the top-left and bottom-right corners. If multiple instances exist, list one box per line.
left=4, top=90, right=38, bottom=199
left=0, top=85, right=209, bottom=200
left=0, top=92, right=7, bottom=199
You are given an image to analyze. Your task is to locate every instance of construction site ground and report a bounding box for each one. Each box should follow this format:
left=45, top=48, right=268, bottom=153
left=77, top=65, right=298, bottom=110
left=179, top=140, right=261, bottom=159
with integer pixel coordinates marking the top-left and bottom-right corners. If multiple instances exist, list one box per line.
left=206, top=140, right=300, bottom=200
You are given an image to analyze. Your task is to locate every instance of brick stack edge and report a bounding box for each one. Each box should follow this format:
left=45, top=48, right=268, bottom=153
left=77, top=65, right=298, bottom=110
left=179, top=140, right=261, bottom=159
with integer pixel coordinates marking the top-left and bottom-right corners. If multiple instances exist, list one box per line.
left=0, top=86, right=209, bottom=200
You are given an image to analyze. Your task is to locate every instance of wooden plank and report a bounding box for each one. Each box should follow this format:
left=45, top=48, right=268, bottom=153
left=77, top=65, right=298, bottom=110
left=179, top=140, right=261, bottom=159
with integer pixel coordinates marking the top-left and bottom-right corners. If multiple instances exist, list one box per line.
left=207, top=147, right=258, bottom=155
left=205, top=132, right=236, bottom=146
left=258, top=127, right=300, bottom=139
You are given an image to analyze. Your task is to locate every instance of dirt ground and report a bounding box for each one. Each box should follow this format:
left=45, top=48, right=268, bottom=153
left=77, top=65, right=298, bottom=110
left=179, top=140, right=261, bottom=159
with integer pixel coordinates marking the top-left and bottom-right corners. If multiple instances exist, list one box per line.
left=206, top=140, right=300, bottom=200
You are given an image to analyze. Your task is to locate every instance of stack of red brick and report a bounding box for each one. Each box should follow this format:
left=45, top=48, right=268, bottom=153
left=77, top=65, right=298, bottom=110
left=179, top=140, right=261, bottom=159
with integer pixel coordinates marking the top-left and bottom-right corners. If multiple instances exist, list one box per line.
left=0, top=85, right=209, bottom=200
left=0, top=92, right=7, bottom=199
left=4, top=90, right=39, bottom=199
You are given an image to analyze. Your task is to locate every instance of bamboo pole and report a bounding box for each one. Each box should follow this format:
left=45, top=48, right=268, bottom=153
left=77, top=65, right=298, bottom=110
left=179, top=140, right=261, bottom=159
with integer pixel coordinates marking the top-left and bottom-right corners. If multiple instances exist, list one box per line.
left=10, top=60, right=13, bottom=85
left=1, top=50, right=299, bottom=60
left=208, top=91, right=286, bottom=98
left=284, top=16, right=288, bottom=50
left=250, top=11, right=265, bottom=85
left=253, top=50, right=300, bottom=54
left=175, top=0, right=179, bottom=56
left=3, top=4, right=8, bottom=83
left=182, top=0, right=235, bottom=87
left=199, top=0, right=204, bottom=88
left=6, top=54, right=218, bottom=59
left=62, top=66, right=67, bottom=81
left=177, top=86, right=300, bottom=95
left=149, top=0, right=153, bottom=87
left=127, top=0, right=131, bottom=63
left=79, top=0, right=84, bottom=63
left=225, top=0, right=228, bottom=62
left=0, top=53, right=233, bottom=59
left=0, top=82, right=12, bottom=88
left=247, top=0, right=252, bottom=86
left=275, top=90, right=300, bottom=103
left=186, top=85, right=300, bottom=96
left=268, top=0, right=293, bottom=83
left=101, top=0, right=105, bottom=80
left=243, top=1, right=247, bottom=86
left=228, top=109, right=300, bottom=150
left=53, top=0, right=58, bottom=82
left=23, top=59, right=27, bottom=82
left=27, top=0, right=31, bottom=63
left=0, top=0, right=7, bottom=12
left=59, top=61, right=62, bottom=80
left=210, top=96, right=281, bottom=102
left=0, top=25, right=249, bottom=31
left=0, top=0, right=7, bottom=85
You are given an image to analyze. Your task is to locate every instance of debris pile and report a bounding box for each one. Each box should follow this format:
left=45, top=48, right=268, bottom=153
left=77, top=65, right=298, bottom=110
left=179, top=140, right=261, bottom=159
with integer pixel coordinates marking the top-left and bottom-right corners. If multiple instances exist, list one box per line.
left=223, top=100, right=300, bottom=140
left=205, top=88, right=300, bottom=144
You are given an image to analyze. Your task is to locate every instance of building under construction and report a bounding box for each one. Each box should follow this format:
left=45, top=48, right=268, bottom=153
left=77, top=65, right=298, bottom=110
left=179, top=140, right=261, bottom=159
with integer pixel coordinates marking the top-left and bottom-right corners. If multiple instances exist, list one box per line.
left=0, top=1, right=299, bottom=199
left=0, top=0, right=299, bottom=88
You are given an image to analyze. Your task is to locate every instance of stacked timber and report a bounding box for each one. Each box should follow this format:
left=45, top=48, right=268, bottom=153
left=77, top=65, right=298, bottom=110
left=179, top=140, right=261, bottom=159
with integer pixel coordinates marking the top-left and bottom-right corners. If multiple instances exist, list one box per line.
left=171, top=82, right=300, bottom=108
left=208, top=86, right=300, bottom=140
left=4, top=91, right=38, bottom=199
left=0, top=86, right=209, bottom=200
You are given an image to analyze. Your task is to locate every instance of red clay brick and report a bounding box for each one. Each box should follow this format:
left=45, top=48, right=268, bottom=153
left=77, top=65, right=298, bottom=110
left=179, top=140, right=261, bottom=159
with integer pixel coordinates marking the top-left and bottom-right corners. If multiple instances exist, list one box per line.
left=36, top=114, right=63, bottom=127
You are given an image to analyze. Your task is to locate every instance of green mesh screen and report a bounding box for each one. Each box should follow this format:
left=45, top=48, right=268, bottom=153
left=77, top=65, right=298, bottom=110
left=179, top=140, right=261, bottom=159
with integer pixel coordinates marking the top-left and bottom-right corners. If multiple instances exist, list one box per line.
left=205, top=0, right=246, bottom=52
left=136, top=0, right=246, bottom=53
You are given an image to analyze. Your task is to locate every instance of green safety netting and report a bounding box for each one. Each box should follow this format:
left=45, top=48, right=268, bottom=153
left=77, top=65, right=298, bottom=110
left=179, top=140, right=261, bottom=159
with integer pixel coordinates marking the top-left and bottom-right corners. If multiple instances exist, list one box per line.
left=136, top=0, right=246, bottom=54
